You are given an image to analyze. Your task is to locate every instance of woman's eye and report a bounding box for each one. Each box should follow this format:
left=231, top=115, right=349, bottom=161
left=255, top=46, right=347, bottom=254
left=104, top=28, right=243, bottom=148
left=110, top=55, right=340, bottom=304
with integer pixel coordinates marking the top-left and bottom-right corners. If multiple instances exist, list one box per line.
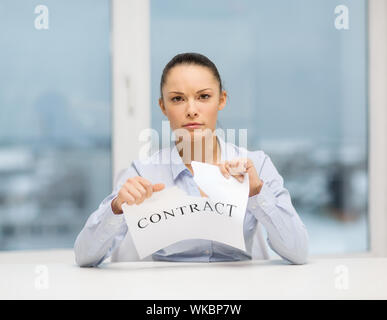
left=171, top=96, right=183, bottom=102
left=200, top=94, right=210, bottom=99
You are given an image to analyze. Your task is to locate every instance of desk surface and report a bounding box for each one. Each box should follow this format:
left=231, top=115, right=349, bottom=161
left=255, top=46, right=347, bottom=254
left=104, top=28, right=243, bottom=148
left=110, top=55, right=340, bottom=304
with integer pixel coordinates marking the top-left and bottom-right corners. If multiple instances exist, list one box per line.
left=0, top=249, right=386, bottom=299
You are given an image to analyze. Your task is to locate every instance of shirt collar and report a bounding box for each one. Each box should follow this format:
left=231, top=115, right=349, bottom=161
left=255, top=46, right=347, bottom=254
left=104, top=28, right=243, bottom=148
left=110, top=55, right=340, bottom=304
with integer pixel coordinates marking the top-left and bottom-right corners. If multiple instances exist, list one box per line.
left=169, top=135, right=234, bottom=181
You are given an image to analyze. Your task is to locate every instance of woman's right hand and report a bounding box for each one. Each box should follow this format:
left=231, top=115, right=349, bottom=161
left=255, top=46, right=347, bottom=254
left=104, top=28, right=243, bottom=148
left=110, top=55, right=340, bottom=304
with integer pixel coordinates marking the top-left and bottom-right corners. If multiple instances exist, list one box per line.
left=111, top=176, right=165, bottom=214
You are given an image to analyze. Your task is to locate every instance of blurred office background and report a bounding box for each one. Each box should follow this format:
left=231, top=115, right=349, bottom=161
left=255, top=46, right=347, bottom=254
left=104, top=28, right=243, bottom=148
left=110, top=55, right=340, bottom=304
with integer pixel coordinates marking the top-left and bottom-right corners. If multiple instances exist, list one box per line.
left=0, top=0, right=369, bottom=256
left=0, top=0, right=112, bottom=249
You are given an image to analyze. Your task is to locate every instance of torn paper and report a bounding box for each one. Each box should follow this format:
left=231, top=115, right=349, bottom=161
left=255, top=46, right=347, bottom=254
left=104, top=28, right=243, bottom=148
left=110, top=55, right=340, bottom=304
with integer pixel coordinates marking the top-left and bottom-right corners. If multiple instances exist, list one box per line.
left=122, top=161, right=250, bottom=259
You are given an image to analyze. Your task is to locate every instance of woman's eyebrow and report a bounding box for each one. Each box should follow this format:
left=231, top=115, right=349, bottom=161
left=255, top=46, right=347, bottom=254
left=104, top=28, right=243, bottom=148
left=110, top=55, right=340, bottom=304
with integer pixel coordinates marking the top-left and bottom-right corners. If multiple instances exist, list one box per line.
left=197, top=88, right=212, bottom=93
left=168, top=88, right=213, bottom=94
left=168, top=91, right=184, bottom=94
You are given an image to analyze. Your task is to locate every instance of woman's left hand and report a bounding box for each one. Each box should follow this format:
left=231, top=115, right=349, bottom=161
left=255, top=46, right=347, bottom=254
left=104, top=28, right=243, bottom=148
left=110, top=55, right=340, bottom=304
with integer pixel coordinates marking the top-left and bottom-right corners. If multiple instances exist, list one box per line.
left=218, top=158, right=263, bottom=197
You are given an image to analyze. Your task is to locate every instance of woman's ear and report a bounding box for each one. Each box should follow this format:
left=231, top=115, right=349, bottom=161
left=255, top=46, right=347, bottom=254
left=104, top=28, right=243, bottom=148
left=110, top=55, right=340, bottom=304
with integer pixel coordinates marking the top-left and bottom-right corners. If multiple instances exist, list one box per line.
left=158, top=97, right=167, bottom=116
left=218, top=90, right=227, bottom=111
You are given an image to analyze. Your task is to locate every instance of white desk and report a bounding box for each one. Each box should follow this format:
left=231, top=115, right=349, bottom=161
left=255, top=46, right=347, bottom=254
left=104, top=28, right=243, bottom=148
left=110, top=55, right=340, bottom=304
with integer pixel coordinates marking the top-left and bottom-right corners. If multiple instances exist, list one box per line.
left=0, top=249, right=386, bottom=299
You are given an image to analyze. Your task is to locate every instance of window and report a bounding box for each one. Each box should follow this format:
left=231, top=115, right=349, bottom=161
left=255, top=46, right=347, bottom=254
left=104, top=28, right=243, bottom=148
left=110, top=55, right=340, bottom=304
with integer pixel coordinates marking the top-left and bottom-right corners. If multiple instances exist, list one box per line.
left=150, top=0, right=369, bottom=255
left=0, top=0, right=112, bottom=250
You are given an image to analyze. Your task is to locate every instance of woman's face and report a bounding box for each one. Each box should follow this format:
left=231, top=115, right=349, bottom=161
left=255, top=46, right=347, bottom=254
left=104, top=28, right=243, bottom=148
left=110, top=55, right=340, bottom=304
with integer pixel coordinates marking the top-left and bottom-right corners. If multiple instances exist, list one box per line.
left=159, top=64, right=227, bottom=140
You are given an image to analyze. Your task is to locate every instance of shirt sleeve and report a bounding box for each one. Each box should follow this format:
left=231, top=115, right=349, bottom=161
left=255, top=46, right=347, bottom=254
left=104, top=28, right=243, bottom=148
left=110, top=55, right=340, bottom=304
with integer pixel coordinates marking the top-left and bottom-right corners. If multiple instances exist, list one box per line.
left=73, top=163, right=139, bottom=267
left=246, top=151, right=309, bottom=265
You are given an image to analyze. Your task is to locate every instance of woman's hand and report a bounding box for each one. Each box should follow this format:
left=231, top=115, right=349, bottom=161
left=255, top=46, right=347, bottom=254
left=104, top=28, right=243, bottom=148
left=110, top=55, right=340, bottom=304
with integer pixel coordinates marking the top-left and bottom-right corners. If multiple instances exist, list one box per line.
left=111, top=176, right=165, bottom=214
left=218, top=158, right=263, bottom=197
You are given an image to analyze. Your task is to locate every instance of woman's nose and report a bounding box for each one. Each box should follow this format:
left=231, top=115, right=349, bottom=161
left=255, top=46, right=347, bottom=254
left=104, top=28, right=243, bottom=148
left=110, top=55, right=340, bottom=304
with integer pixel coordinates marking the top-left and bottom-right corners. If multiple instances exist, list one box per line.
left=186, top=101, right=199, bottom=117
left=186, top=110, right=198, bottom=117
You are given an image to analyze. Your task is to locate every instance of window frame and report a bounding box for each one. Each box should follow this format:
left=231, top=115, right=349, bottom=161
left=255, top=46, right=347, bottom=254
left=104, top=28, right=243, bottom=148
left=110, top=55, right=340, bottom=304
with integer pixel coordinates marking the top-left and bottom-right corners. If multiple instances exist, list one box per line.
left=111, top=0, right=151, bottom=184
left=368, top=0, right=387, bottom=258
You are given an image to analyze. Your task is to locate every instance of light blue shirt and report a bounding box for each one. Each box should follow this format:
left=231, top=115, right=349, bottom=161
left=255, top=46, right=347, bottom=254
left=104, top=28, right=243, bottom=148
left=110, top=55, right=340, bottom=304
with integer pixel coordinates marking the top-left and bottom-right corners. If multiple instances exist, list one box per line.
left=74, top=135, right=309, bottom=267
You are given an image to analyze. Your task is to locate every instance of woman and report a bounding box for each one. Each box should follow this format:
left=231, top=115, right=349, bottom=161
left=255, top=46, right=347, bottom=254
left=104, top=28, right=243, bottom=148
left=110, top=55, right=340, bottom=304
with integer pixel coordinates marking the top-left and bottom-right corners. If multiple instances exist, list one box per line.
left=74, top=52, right=309, bottom=267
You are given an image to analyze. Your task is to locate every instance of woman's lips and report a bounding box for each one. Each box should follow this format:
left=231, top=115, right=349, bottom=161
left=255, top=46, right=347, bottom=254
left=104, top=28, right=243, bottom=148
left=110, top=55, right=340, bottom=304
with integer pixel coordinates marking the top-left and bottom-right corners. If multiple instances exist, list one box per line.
left=183, top=124, right=203, bottom=129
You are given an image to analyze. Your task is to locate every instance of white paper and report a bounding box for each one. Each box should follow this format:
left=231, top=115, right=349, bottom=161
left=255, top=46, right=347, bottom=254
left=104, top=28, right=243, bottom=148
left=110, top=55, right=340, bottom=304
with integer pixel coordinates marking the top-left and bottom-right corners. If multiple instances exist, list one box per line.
left=122, top=161, right=250, bottom=259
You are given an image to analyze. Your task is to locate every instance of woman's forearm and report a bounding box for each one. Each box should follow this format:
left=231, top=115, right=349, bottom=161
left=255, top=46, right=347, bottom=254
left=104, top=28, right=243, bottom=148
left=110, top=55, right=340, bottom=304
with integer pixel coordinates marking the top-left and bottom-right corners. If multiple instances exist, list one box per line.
left=74, top=195, right=128, bottom=267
